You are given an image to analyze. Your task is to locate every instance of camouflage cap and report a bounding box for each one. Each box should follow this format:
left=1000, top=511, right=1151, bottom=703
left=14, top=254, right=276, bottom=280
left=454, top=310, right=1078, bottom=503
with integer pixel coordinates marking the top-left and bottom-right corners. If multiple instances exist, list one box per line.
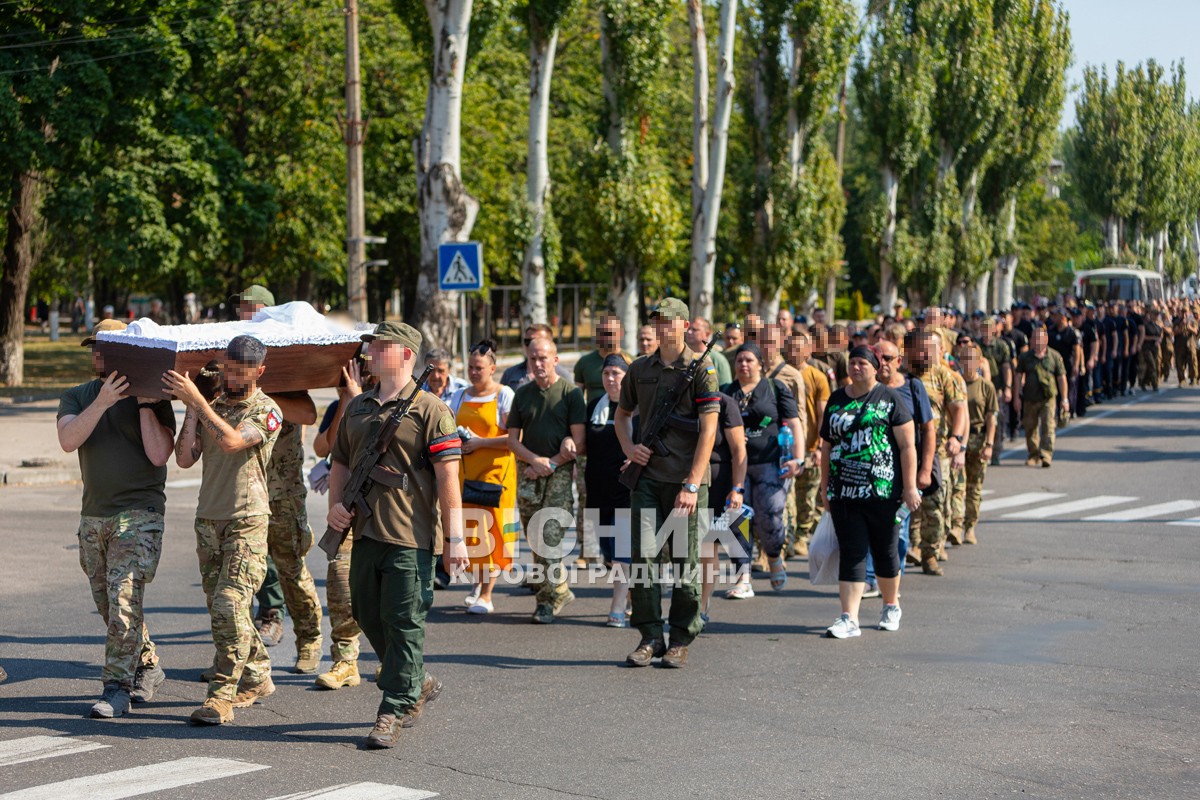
left=233, top=284, right=275, bottom=307
left=80, top=319, right=127, bottom=347
left=362, top=320, right=422, bottom=353
left=649, top=297, right=689, bottom=321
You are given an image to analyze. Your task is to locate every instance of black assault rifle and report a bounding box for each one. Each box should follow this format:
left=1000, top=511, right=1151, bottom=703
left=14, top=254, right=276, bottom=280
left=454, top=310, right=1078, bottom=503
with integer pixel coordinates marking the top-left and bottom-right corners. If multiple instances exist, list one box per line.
left=618, top=338, right=717, bottom=491
left=318, top=364, right=435, bottom=559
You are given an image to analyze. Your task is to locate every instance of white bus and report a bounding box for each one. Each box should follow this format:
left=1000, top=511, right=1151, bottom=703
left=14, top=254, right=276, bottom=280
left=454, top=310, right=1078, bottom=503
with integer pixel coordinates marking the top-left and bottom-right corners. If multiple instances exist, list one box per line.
left=1072, top=267, right=1164, bottom=303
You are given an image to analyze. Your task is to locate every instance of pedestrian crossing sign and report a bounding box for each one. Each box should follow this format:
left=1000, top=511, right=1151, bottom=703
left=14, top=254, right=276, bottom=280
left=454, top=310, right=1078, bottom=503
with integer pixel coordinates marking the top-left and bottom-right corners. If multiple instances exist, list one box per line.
left=438, top=242, right=483, bottom=291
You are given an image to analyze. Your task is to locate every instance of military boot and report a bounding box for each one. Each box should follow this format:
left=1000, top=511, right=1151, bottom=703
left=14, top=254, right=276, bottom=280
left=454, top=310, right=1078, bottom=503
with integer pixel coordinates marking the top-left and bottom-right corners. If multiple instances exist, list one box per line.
left=91, top=682, right=132, bottom=719
left=963, top=527, right=977, bottom=545
left=294, top=642, right=322, bottom=674
left=232, top=676, right=276, bottom=708
left=255, top=609, right=284, bottom=647
left=922, top=557, right=944, bottom=576
left=316, top=660, right=360, bottom=690
left=189, top=697, right=234, bottom=725
left=130, top=663, right=165, bottom=703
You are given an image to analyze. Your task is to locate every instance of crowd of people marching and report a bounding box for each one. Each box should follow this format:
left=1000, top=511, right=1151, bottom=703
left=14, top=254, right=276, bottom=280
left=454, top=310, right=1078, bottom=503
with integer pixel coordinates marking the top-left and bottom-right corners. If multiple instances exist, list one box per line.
left=50, top=282, right=1200, bottom=745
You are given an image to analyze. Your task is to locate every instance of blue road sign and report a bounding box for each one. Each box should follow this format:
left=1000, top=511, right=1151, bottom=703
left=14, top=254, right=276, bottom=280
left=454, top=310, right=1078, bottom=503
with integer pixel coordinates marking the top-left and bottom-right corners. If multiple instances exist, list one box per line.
left=438, top=242, right=483, bottom=291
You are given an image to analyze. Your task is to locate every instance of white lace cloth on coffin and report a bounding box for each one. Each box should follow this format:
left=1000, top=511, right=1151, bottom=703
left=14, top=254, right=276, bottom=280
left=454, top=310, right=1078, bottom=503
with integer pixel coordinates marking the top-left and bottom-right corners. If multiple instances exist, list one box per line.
left=93, top=301, right=372, bottom=351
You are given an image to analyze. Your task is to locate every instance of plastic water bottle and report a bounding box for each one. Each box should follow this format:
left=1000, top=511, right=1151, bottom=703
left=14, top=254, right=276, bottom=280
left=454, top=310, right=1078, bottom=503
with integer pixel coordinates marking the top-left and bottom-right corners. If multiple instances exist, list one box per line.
left=894, top=504, right=911, bottom=527
left=777, top=427, right=794, bottom=476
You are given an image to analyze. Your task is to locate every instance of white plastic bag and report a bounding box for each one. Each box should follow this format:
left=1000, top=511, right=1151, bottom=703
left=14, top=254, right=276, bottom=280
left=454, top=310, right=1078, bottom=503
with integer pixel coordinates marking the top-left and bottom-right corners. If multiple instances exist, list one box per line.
left=808, top=511, right=840, bottom=586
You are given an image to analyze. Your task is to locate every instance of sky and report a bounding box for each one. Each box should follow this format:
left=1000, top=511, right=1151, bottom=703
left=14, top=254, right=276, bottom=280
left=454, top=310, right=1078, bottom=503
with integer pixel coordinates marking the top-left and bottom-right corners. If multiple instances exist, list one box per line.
left=1059, top=0, right=1198, bottom=128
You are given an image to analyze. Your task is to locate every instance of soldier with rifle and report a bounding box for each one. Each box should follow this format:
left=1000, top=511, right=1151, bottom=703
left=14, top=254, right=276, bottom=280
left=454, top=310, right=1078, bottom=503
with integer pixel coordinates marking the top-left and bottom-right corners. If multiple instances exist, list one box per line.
left=325, top=322, right=468, bottom=750
left=614, top=298, right=721, bottom=669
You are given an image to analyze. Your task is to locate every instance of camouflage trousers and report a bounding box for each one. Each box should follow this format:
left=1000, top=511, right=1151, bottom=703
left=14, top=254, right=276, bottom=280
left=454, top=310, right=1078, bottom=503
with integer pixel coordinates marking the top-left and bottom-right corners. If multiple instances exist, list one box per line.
left=267, top=494, right=323, bottom=649
left=963, top=449, right=989, bottom=531
left=326, top=530, right=361, bottom=662
left=517, top=467, right=575, bottom=607
left=196, top=516, right=271, bottom=701
left=77, top=510, right=163, bottom=686
left=911, top=457, right=950, bottom=561
left=792, top=457, right=823, bottom=543
left=948, top=461, right=967, bottom=533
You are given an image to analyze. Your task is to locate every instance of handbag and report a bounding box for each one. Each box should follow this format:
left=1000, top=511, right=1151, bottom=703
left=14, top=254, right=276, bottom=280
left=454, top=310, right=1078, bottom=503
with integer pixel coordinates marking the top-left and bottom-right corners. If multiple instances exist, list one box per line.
left=462, top=479, right=504, bottom=507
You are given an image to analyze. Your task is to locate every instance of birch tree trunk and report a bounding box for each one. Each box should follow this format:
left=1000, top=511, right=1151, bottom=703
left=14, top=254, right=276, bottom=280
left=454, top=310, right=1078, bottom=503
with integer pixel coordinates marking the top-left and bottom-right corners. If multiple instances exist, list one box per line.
left=752, top=45, right=774, bottom=285
left=0, top=170, right=41, bottom=385
left=994, top=195, right=1018, bottom=309
left=688, top=0, right=736, bottom=321
left=520, top=18, right=559, bottom=328
left=1104, top=215, right=1120, bottom=258
left=1191, top=216, right=1200, bottom=277
left=413, top=0, right=479, bottom=351
left=972, top=271, right=991, bottom=313
left=1154, top=227, right=1167, bottom=275
left=600, top=10, right=638, bottom=353
left=878, top=164, right=899, bottom=313
left=786, top=33, right=805, bottom=182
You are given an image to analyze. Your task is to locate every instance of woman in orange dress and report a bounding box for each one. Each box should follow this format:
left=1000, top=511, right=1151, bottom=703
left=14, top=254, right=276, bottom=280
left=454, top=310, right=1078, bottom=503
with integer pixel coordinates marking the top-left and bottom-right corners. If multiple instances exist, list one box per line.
left=448, top=340, right=518, bottom=614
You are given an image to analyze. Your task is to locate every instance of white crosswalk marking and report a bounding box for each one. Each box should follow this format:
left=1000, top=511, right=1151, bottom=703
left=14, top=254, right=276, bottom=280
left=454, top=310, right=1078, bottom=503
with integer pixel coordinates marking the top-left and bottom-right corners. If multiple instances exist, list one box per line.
left=266, top=783, right=438, bottom=800
left=1085, top=500, right=1200, bottom=522
left=979, top=492, right=1065, bottom=514
left=0, top=756, right=269, bottom=800
left=1167, top=516, right=1200, bottom=527
left=0, top=736, right=109, bottom=768
left=1003, top=496, right=1138, bottom=520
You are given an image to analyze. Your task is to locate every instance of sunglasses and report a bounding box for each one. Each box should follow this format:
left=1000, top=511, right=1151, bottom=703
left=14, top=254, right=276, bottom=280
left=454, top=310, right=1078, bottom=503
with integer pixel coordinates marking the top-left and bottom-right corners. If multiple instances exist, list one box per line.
left=880, top=354, right=898, bottom=363
left=470, top=342, right=494, bottom=355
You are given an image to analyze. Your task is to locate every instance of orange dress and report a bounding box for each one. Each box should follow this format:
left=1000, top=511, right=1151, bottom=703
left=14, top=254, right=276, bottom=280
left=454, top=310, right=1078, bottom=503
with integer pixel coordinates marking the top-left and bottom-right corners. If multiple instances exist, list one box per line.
left=454, top=391, right=519, bottom=571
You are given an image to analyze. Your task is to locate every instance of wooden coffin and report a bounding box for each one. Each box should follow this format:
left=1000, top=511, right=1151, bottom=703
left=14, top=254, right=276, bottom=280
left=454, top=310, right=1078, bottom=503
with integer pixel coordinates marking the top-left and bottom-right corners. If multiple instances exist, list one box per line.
left=95, top=339, right=363, bottom=398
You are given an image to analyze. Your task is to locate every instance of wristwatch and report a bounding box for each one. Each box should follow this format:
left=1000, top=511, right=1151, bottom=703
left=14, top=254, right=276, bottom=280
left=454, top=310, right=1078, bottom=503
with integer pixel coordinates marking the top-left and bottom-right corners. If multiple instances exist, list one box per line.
left=682, top=483, right=700, bottom=494
left=731, top=485, right=745, bottom=494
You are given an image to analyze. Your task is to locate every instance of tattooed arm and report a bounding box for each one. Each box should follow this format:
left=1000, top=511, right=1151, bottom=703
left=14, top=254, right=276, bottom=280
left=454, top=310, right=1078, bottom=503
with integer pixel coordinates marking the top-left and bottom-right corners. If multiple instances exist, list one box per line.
left=163, top=369, right=264, bottom=456
left=175, top=405, right=202, bottom=468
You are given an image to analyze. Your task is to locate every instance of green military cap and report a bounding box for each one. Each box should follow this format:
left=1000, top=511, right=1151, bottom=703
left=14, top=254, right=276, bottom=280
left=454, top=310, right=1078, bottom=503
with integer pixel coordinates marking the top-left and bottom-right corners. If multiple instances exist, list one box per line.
left=362, top=320, right=423, bottom=353
left=649, top=297, right=689, bottom=321
left=234, top=284, right=276, bottom=307
left=80, top=319, right=127, bottom=347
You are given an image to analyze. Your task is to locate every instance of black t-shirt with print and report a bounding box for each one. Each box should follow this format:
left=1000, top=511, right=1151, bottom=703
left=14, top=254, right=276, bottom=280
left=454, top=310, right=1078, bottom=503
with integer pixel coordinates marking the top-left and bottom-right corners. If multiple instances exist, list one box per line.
left=722, top=379, right=800, bottom=465
left=709, top=393, right=745, bottom=465
left=820, top=383, right=913, bottom=502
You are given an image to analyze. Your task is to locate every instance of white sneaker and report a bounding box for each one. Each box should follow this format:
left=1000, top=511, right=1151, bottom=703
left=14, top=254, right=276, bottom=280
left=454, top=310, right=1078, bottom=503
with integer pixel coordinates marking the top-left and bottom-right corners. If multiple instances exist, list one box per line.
left=879, top=604, right=902, bottom=632
left=825, top=613, right=860, bottom=639
left=462, top=588, right=481, bottom=608
left=862, top=583, right=881, bottom=599
left=725, top=581, right=755, bottom=600
left=467, top=598, right=494, bottom=615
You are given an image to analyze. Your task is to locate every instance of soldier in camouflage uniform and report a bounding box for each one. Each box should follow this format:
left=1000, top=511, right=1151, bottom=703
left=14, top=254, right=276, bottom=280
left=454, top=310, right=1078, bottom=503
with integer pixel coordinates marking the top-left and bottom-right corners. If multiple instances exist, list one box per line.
left=313, top=357, right=371, bottom=690
left=903, top=330, right=966, bottom=576
left=956, top=343, right=997, bottom=544
left=264, top=402, right=324, bottom=673
left=507, top=338, right=587, bottom=624
left=166, top=334, right=282, bottom=726
left=947, top=344, right=970, bottom=545
left=58, top=320, right=178, bottom=718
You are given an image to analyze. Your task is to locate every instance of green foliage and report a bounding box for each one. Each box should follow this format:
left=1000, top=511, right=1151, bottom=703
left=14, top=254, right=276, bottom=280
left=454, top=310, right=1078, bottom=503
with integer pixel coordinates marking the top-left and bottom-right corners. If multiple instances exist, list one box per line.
left=1014, top=180, right=1079, bottom=284
left=1073, top=62, right=1144, bottom=225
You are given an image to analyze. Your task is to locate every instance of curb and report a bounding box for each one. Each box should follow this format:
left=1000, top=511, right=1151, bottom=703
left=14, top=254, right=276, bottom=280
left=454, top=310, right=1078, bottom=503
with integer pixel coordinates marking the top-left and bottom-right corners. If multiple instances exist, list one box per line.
left=2, top=468, right=81, bottom=487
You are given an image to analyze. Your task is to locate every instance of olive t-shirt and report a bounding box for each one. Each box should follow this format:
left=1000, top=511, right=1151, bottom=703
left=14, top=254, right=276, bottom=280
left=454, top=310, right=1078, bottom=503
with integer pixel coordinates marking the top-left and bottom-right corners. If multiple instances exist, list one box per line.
left=57, top=381, right=176, bottom=518
left=574, top=350, right=634, bottom=404
left=508, top=376, right=586, bottom=458
left=820, top=383, right=912, bottom=502
left=196, top=390, right=281, bottom=520
left=1016, top=349, right=1066, bottom=402
left=964, top=378, right=998, bottom=441
left=331, top=382, right=462, bottom=552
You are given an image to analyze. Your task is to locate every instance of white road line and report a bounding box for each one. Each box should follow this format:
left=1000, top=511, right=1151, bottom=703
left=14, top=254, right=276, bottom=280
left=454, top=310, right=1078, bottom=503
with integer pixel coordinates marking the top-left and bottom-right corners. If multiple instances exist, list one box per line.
left=1167, top=517, right=1200, bottom=527
left=0, top=756, right=269, bottom=800
left=998, top=389, right=1163, bottom=459
left=0, top=736, right=109, bottom=768
left=1003, top=496, right=1137, bottom=520
left=266, top=783, right=438, bottom=800
left=979, top=492, right=1065, bottom=514
left=981, top=489, right=995, bottom=496
left=165, top=478, right=202, bottom=489
left=1085, top=500, right=1200, bottom=522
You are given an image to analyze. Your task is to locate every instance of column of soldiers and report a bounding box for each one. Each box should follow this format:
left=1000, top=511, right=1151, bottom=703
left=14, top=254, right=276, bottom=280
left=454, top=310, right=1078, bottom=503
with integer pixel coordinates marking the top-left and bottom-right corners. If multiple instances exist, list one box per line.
left=56, top=288, right=1199, bottom=737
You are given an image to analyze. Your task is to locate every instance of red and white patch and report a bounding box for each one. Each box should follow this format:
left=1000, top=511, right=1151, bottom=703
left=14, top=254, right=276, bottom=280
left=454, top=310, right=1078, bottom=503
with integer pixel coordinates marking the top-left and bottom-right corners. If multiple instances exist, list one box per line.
left=265, top=410, right=282, bottom=432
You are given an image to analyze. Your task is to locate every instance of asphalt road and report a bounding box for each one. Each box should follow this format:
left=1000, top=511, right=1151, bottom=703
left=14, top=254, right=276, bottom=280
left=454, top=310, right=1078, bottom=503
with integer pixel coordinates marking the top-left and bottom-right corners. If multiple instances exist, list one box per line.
left=1, top=386, right=1198, bottom=799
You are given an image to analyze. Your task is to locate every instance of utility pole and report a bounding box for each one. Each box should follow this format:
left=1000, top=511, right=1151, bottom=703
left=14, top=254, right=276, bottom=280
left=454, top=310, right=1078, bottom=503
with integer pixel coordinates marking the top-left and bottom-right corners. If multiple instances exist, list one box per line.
left=342, top=0, right=368, bottom=321
left=827, top=73, right=849, bottom=323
